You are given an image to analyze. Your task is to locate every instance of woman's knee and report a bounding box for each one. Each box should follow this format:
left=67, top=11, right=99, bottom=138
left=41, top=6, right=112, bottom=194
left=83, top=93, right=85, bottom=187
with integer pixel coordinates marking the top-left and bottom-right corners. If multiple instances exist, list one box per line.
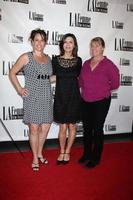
left=29, top=124, right=39, bottom=135
left=59, top=124, right=68, bottom=133
left=41, top=123, right=51, bottom=133
left=68, top=123, right=76, bottom=132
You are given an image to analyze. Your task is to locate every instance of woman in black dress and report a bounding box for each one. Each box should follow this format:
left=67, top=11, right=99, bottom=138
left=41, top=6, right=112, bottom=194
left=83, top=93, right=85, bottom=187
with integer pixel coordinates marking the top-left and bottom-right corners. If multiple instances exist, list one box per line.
left=52, top=33, right=82, bottom=164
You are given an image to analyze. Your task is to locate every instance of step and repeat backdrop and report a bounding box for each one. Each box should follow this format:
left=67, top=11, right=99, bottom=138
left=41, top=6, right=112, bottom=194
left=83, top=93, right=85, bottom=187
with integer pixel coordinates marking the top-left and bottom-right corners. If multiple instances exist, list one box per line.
left=0, top=0, right=133, bottom=141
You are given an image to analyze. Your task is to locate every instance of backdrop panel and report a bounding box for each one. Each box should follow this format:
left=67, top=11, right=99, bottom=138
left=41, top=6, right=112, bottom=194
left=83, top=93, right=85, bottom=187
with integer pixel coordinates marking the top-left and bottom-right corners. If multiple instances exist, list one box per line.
left=0, top=0, right=133, bottom=141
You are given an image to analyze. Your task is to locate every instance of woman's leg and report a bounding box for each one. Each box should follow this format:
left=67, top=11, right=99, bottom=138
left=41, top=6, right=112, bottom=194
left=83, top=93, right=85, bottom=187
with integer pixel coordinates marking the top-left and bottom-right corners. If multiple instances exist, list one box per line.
left=37, top=123, right=51, bottom=159
left=79, top=100, right=93, bottom=163
left=57, top=124, right=68, bottom=161
left=89, top=97, right=111, bottom=166
left=29, top=123, right=39, bottom=164
left=63, top=123, right=76, bottom=161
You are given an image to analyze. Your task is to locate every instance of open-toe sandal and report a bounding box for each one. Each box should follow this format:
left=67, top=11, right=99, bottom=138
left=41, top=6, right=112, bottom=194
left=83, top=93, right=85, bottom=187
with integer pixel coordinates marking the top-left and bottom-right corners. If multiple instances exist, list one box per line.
left=56, top=153, right=64, bottom=165
left=38, top=157, right=48, bottom=164
left=63, top=153, right=70, bottom=164
left=32, top=163, right=39, bottom=171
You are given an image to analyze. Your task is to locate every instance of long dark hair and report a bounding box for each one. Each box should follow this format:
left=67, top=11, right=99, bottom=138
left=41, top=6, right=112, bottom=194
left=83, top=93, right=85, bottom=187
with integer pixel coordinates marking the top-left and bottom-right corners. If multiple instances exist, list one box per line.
left=59, top=33, right=78, bottom=57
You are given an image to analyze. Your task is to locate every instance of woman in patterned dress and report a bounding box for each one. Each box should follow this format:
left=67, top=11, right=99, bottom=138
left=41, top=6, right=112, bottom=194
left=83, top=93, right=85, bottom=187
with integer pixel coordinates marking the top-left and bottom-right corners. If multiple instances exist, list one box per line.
left=52, top=33, right=82, bottom=164
left=9, top=29, right=53, bottom=171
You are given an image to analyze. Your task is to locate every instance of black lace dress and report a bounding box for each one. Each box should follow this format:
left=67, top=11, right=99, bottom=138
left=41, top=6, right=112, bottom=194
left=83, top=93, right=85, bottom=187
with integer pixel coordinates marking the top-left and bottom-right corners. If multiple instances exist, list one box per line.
left=52, top=56, right=82, bottom=123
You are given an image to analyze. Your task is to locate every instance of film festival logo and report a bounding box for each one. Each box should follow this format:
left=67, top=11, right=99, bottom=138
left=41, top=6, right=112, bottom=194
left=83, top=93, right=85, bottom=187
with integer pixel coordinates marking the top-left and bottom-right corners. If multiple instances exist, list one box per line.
left=111, top=92, right=118, bottom=99
left=24, top=129, right=29, bottom=137
left=76, top=122, right=83, bottom=136
left=120, top=58, right=130, bottom=66
left=3, top=106, right=24, bottom=120
left=127, top=3, right=133, bottom=12
left=87, top=0, right=108, bottom=13
left=8, top=34, right=23, bottom=43
left=105, top=124, right=116, bottom=132
left=69, top=13, right=91, bottom=28
left=119, top=105, right=130, bottom=112
left=115, top=38, right=133, bottom=52
left=112, top=21, right=124, bottom=29
left=52, top=0, right=66, bottom=4
left=2, top=61, right=24, bottom=75
left=46, top=30, right=64, bottom=45
left=3, top=0, right=29, bottom=4
left=120, top=74, right=132, bottom=86
left=29, top=11, right=44, bottom=21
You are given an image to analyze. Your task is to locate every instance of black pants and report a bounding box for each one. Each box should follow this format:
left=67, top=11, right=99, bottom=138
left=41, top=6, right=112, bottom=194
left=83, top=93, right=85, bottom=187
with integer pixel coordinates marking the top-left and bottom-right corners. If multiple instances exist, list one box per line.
left=82, top=97, right=111, bottom=162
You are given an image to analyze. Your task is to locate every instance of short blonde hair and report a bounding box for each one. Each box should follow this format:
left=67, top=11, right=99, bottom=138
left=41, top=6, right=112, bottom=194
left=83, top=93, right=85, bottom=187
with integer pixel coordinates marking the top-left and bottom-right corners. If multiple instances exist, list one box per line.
left=91, top=37, right=105, bottom=48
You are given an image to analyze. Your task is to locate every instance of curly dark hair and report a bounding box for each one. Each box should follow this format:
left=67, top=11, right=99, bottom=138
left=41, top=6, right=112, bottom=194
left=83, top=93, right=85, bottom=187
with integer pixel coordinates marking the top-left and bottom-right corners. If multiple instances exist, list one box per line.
left=59, top=33, right=78, bottom=57
left=29, top=29, right=47, bottom=42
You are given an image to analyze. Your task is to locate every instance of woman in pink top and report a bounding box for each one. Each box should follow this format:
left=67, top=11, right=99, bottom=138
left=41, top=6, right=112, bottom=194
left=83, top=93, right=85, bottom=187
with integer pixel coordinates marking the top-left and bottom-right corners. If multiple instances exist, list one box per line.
left=79, top=37, right=120, bottom=168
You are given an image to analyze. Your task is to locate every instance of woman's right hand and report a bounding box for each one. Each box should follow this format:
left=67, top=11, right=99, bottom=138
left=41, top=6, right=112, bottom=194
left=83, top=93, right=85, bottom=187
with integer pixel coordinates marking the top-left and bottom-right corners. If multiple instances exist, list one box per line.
left=18, top=87, right=29, bottom=97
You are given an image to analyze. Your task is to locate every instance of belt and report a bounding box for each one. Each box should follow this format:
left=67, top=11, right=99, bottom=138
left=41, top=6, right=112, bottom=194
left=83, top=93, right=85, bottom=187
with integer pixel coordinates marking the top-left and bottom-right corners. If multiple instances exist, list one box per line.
left=37, top=74, right=50, bottom=80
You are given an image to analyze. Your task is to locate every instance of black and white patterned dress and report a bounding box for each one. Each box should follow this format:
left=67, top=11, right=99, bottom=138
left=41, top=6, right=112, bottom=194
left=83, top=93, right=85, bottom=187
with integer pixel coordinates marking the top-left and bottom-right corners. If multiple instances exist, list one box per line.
left=23, top=52, right=53, bottom=124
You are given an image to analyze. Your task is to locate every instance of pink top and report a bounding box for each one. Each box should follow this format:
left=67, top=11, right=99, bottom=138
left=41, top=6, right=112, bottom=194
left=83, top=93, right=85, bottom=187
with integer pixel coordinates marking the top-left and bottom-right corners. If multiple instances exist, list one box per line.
left=79, top=56, right=120, bottom=102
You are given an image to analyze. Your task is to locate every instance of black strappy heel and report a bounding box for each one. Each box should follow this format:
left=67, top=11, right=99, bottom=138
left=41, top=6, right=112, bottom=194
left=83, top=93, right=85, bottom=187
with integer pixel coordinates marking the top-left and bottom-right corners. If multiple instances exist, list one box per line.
left=38, top=157, right=48, bottom=164
left=56, top=153, right=64, bottom=165
left=32, top=163, right=39, bottom=171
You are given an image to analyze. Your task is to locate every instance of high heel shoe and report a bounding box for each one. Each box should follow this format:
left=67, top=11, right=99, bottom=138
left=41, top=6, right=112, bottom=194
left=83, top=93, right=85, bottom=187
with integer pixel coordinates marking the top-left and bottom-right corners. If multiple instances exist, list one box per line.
left=32, top=163, right=39, bottom=171
left=56, top=153, right=64, bottom=165
left=63, top=153, right=70, bottom=164
left=38, top=157, right=48, bottom=164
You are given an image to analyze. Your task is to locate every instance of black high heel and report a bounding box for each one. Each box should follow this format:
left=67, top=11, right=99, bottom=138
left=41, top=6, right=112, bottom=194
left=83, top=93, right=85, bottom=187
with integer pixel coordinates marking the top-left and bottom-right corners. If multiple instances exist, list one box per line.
left=38, top=157, right=48, bottom=164
left=32, top=163, right=39, bottom=171
left=56, top=153, right=64, bottom=165
left=63, top=153, right=70, bottom=164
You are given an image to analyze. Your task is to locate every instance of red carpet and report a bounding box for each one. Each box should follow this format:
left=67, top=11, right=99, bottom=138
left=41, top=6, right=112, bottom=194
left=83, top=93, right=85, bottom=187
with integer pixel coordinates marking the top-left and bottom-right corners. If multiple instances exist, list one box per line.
left=0, top=141, right=133, bottom=200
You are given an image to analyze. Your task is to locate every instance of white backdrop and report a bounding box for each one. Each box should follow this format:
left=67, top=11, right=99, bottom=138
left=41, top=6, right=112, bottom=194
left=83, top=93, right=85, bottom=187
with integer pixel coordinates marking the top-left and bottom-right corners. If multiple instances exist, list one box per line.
left=0, top=0, right=133, bottom=141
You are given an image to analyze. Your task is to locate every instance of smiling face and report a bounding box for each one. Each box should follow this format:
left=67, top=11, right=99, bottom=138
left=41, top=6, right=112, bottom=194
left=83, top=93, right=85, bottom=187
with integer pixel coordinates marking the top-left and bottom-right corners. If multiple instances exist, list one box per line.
left=63, top=36, right=75, bottom=54
left=32, top=33, right=46, bottom=53
left=90, top=41, right=104, bottom=58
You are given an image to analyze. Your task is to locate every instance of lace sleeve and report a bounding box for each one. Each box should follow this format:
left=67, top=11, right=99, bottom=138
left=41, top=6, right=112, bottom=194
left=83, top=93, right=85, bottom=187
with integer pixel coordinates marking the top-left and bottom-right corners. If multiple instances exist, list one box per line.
left=77, top=57, right=82, bottom=76
left=52, top=56, right=57, bottom=75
